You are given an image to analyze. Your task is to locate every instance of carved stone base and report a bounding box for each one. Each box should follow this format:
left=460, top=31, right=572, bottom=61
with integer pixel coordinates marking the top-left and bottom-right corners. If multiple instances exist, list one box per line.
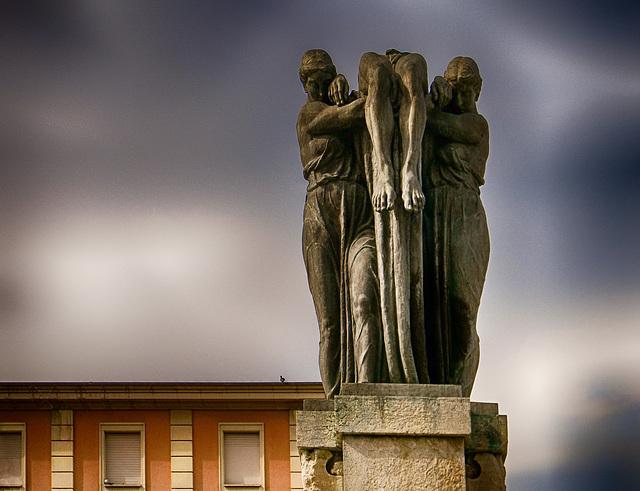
left=465, top=402, right=508, bottom=490
left=299, top=449, right=343, bottom=491
left=297, top=384, right=508, bottom=491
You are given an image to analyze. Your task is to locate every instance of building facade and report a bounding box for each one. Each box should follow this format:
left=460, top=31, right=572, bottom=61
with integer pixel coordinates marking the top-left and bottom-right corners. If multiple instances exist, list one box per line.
left=0, top=383, right=324, bottom=491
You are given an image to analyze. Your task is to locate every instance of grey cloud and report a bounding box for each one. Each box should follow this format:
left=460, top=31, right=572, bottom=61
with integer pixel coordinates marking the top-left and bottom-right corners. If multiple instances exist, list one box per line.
left=511, top=377, right=640, bottom=491
left=547, top=100, right=640, bottom=292
left=492, top=0, right=640, bottom=67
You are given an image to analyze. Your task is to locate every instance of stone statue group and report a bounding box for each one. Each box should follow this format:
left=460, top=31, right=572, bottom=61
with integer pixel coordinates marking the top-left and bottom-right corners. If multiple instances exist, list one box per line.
left=297, top=50, right=489, bottom=398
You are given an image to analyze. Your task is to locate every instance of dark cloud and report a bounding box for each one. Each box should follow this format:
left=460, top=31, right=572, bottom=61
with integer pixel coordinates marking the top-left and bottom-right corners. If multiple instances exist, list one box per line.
left=0, top=1, right=85, bottom=48
left=550, top=100, right=640, bottom=292
left=494, top=0, right=640, bottom=67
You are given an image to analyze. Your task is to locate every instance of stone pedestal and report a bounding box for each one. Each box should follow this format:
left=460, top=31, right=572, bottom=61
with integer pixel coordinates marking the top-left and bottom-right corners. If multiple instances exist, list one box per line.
left=298, top=384, right=507, bottom=490
left=465, top=402, right=508, bottom=490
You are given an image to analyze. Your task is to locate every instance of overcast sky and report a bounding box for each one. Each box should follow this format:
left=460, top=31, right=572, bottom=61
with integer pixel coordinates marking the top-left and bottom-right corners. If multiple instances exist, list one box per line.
left=1, top=1, right=639, bottom=488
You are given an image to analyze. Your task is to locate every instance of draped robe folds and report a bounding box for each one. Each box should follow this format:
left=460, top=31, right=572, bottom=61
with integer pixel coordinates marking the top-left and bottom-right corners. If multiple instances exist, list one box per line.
left=422, top=134, right=490, bottom=396
left=356, top=126, right=429, bottom=385
left=301, top=120, right=385, bottom=398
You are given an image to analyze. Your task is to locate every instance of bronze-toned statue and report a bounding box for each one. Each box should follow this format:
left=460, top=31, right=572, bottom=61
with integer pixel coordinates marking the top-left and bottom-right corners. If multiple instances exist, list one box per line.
left=297, top=50, right=489, bottom=399
left=297, top=50, right=383, bottom=398
left=355, top=50, right=432, bottom=385
left=422, top=57, right=490, bottom=396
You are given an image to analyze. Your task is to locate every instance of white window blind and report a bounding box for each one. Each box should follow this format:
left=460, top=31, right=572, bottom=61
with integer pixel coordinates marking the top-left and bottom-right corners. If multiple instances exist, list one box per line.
left=0, top=432, right=22, bottom=486
left=223, top=432, right=261, bottom=486
left=105, top=432, right=141, bottom=486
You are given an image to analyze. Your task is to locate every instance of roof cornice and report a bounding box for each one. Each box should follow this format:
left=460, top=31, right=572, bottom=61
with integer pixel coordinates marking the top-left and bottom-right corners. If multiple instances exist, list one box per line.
left=0, top=382, right=325, bottom=411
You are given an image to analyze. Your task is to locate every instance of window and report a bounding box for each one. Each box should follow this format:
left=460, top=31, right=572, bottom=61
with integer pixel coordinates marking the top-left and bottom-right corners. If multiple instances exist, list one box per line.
left=0, top=424, right=26, bottom=490
left=100, top=423, right=145, bottom=490
left=219, top=423, right=264, bottom=490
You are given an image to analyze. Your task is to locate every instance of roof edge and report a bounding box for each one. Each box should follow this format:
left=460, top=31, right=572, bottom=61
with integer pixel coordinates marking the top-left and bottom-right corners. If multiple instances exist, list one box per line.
left=0, top=382, right=326, bottom=410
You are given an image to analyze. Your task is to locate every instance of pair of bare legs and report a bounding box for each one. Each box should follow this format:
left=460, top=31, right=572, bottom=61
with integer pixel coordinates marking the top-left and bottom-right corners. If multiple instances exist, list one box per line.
left=358, top=51, right=428, bottom=212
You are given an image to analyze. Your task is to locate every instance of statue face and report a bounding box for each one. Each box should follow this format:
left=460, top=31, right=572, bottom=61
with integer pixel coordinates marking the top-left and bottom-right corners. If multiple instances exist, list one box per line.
left=451, top=80, right=477, bottom=113
left=305, top=70, right=334, bottom=103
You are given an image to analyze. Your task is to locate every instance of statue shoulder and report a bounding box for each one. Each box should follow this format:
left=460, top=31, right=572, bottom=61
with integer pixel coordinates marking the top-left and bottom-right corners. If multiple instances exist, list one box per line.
left=297, top=101, right=328, bottom=132
left=474, top=113, right=489, bottom=140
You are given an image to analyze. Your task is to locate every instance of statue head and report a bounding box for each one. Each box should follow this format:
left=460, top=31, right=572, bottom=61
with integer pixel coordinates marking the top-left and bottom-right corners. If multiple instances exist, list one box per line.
left=299, top=49, right=337, bottom=84
left=299, top=50, right=337, bottom=102
left=444, top=57, right=482, bottom=109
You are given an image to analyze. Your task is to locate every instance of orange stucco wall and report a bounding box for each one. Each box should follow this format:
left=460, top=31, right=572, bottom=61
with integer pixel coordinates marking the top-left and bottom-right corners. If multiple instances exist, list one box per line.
left=1, top=407, right=292, bottom=491
left=0, top=410, right=51, bottom=490
left=193, top=410, right=290, bottom=491
left=73, top=410, right=171, bottom=491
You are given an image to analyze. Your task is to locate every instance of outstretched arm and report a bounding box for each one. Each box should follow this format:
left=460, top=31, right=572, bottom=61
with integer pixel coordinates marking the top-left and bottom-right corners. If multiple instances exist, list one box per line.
left=307, top=98, right=366, bottom=135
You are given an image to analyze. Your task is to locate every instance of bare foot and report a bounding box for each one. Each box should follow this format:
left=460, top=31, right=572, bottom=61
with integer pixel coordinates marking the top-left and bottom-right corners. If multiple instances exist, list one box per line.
left=372, top=179, right=396, bottom=211
left=402, top=174, right=424, bottom=212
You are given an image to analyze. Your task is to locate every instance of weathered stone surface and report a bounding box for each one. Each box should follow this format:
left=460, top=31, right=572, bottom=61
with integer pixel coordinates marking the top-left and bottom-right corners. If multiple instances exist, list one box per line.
left=335, top=395, right=471, bottom=436
left=343, top=435, right=466, bottom=490
left=465, top=403, right=508, bottom=490
left=470, top=401, right=498, bottom=415
left=466, top=452, right=507, bottom=491
left=297, top=410, right=340, bottom=450
left=340, top=382, right=460, bottom=397
left=466, top=412, right=508, bottom=455
left=297, top=388, right=508, bottom=490
left=300, top=449, right=343, bottom=491
left=304, top=399, right=335, bottom=411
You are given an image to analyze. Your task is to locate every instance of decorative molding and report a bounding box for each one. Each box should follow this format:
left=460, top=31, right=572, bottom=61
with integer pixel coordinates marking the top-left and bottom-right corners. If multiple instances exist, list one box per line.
left=0, top=383, right=324, bottom=411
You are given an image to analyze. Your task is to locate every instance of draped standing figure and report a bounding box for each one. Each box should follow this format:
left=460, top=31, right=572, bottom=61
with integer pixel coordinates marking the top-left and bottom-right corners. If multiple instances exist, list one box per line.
left=422, top=57, right=490, bottom=396
left=297, top=50, right=385, bottom=398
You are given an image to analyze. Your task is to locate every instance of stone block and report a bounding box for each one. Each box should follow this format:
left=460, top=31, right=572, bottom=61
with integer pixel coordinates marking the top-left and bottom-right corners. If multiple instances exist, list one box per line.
left=51, top=471, right=74, bottom=488
left=51, top=440, right=73, bottom=456
left=465, top=403, right=508, bottom=491
left=296, top=388, right=507, bottom=491
left=297, top=410, right=340, bottom=450
left=171, top=456, right=193, bottom=472
left=171, top=440, right=193, bottom=456
left=341, top=383, right=461, bottom=398
left=171, top=426, right=192, bottom=441
left=51, top=425, right=73, bottom=441
left=466, top=413, right=508, bottom=455
left=171, top=471, right=193, bottom=489
left=51, top=456, right=73, bottom=472
left=303, top=399, right=334, bottom=411
left=466, top=452, right=507, bottom=491
left=51, top=409, right=73, bottom=426
left=170, top=410, right=192, bottom=425
left=470, top=401, right=498, bottom=415
left=343, top=435, right=466, bottom=490
left=290, top=454, right=302, bottom=472
left=335, top=395, right=470, bottom=436
left=290, top=470, right=303, bottom=489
